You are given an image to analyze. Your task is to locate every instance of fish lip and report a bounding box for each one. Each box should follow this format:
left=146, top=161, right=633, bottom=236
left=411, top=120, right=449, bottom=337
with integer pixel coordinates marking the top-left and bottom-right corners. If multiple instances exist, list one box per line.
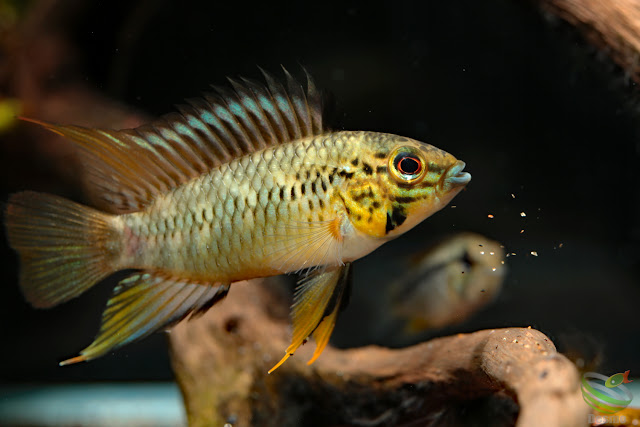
left=445, top=161, right=472, bottom=187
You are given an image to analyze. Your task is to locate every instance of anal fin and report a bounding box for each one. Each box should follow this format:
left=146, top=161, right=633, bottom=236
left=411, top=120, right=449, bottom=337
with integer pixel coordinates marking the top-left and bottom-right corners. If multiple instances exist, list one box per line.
left=60, top=271, right=229, bottom=365
left=269, top=263, right=351, bottom=373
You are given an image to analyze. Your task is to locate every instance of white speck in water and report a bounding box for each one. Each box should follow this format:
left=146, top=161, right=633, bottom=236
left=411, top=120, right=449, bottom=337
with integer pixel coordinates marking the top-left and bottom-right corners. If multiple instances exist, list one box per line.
left=511, top=193, right=515, bottom=198
left=530, top=251, right=538, bottom=256
left=492, top=267, right=497, bottom=271
left=520, top=212, right=526, bottom=217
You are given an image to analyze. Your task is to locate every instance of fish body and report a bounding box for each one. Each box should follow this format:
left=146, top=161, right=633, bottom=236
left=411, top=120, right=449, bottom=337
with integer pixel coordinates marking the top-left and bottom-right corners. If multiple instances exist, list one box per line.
left=5, top=70, right=471, bottom=371
left=390, top=232, right=505, bottom=333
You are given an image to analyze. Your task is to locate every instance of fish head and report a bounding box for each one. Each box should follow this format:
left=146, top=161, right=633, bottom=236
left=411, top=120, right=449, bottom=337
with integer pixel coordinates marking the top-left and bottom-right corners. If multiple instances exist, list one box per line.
left=339, top=133, right=471, bottom=242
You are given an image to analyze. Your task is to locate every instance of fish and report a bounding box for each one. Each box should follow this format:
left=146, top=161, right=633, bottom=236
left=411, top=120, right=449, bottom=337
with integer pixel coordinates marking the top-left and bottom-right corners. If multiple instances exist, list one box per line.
left=389, top=232, right=505, bottom=333
left=4, top=68, right=471, bottom=373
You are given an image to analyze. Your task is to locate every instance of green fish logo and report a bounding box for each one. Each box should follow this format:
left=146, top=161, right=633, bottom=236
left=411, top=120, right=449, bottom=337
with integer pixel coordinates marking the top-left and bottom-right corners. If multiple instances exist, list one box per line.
left=582, top=370, right=633, bottom=414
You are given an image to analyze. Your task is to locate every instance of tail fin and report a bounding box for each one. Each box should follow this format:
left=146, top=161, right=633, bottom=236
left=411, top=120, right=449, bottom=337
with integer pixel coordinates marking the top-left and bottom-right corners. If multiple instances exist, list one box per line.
left=5, top=191, right=120, bottom=308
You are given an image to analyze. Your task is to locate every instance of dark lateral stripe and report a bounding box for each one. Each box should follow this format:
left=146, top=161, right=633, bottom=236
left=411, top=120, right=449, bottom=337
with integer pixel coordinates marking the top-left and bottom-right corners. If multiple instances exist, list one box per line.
left=374, top=151, right=387, bottom=159
left=376, top=166, right=387, bottom=174
left=394, top=196, right=416, bottom=203
left=395, top=180, right=435, bottom=189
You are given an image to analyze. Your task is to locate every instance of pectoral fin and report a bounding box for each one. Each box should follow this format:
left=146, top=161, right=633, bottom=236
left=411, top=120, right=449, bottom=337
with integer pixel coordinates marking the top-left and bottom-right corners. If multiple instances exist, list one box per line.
left=269, top=263, right=352, bottom=373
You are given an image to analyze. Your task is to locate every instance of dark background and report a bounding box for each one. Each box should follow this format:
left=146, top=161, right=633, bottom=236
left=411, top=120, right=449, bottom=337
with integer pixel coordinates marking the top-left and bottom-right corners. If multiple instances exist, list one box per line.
left=1, top=0, right=638, bottom=382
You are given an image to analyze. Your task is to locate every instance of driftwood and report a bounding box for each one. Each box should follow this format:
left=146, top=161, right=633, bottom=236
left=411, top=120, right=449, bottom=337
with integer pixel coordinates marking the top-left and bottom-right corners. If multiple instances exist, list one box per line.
left=168, top=279, right=588, bottom=427
left=538, top=0, right=640, bottom=83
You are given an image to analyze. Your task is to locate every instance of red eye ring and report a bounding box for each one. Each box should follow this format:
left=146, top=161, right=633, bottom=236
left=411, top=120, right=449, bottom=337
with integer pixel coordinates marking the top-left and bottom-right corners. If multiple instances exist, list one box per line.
left=395, top=155, right=422, bottom=176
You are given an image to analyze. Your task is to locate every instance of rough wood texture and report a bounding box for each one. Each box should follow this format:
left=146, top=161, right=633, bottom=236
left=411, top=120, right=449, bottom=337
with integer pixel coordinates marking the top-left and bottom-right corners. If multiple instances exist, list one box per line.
left=539, top=0, right=640, bottom=83
left=168, top=279, right=589, bottom=426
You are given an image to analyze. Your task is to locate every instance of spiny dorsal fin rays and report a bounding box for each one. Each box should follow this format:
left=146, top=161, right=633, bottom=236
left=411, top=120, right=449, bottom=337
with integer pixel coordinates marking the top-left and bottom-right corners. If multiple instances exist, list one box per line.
left=260, top=67, right=303, bottom=141
left=21, top=67, right=327, bottom=214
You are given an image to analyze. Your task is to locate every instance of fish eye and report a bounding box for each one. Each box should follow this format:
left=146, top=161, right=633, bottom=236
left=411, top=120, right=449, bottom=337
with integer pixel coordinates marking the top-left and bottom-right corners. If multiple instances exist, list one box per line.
left=389, top=147, right=427, bottom=183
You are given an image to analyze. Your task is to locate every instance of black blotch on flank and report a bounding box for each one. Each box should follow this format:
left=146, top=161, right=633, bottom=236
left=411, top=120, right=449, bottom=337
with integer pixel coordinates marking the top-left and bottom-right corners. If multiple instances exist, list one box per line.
left=295, top=172, right=300, bottom=180
left=329, top=174, right=335, bottom=184
left=321, top=180, right=327, bottom=192
left=339, top=170, right=354, bottom=179
left=301, top=184, right=306, bottom=195
left=374, top=151, right=387, bottom=159
left=279, top=187, right=285, bottom=200
left=376, top=166, right=387, bottom=174
left=319, top=199, right=325, bottom=208
left=291, top=186, right=296, bottom=200
left=391, top=207, right=407, bottom=227
left=308, top=200, right=314, bottom=210
left=372, top=201, right=381, bottom=209
left=306, top=171, right=311, bottom=180
left=311, top=182, right=317, bottom=194
left=385, top=206, right=407, bottom=234
left=385, top=212, right=394, bottom=233
left=362, top=163, right=373, bottom=175
left=351, top=158, right=359, bottom=166
left=321, top=165, right=327, bottom=172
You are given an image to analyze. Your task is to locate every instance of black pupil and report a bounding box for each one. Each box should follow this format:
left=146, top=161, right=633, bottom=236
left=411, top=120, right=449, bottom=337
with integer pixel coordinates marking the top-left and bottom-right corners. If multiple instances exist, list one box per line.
left=398, top=156, right=420, bottom=175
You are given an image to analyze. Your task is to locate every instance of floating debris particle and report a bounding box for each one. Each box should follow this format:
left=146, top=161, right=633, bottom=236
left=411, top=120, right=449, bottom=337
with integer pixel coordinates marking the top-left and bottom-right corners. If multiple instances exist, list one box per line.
left=520, top=229, right=524, bottom=234
left=559, top=243, right=563, bottom=248
left=487, top=214, right=494, bottom=218
left=520, top=212, right=526, bottom=217
left=530, top=251, right=538, bottom=256
left=511, top=193, right=515, bottom=199
left=451, top=205, right=457, bottom=208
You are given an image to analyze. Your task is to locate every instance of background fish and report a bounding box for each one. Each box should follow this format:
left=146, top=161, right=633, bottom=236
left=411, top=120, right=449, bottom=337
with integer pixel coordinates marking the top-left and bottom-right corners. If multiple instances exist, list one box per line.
left=4, top=69, right=471, bottom=372
left=387, top=232, right=506, bottom=336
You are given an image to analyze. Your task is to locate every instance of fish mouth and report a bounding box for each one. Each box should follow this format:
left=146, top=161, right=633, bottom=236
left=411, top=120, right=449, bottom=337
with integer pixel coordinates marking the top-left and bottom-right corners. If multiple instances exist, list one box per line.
left=445, top=161, right=471, bottom=187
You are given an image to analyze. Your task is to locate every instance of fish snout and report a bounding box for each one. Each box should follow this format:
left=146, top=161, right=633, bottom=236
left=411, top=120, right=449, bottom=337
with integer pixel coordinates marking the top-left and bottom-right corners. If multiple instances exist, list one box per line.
left=445, top=161, right=471, bottom=188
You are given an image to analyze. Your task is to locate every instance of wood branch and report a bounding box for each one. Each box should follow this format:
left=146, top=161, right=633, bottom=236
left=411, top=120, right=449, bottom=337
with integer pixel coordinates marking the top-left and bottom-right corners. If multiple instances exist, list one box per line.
left=538, top=0, right=640, bottom=83
left=168, top=279, right=589, bottom=427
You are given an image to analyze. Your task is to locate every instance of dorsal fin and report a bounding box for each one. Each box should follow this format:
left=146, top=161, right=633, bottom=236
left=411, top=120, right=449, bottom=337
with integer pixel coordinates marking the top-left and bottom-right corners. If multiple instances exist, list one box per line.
left=22, top=67, right=328, bottom=213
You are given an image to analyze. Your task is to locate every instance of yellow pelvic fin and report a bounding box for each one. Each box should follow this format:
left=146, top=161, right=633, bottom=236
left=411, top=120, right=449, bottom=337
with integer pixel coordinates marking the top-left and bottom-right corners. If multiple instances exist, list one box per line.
left=19, top=67, right=327, bottom=214
left=60, top=272, right=229, bottom=365
left=269, top=263, right=351, bottom=373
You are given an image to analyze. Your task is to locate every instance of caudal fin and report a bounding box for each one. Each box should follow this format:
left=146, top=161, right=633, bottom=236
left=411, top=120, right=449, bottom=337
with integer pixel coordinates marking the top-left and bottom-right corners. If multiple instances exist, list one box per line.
left=5, top=191, right=119, bottom=308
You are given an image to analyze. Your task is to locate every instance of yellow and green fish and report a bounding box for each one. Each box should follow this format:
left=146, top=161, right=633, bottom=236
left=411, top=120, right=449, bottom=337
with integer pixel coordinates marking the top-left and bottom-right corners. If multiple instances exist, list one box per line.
left=4, top=69, right=471, bottom=372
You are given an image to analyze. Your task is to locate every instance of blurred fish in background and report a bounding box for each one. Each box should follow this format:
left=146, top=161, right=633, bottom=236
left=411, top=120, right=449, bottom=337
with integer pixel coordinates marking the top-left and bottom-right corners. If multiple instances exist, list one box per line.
left=381, top=232, right=506, bottom=341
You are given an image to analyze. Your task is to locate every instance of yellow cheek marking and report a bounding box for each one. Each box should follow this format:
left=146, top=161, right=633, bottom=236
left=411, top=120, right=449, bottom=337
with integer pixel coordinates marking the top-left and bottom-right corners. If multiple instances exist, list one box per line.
left=338, top=182, right=389, bottom=238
